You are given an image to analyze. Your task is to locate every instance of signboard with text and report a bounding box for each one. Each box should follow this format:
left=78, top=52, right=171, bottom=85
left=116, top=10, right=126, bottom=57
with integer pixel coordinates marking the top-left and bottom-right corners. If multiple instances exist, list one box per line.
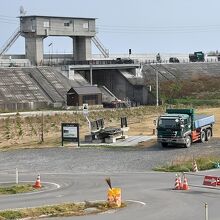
left=61, top=123, right=79, bottom=147
left=203, top=175, right=218, bottom=187
left=83, top=103, right=89, bottom=116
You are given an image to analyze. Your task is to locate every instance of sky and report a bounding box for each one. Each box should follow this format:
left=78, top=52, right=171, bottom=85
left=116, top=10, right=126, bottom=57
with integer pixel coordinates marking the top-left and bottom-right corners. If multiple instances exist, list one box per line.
left=1, top=0, right=220, bottom=55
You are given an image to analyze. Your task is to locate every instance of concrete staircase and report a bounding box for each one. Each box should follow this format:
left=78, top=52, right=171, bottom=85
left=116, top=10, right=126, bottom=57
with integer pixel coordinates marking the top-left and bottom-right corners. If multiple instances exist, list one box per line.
left=24, top=68, right=65, bottom=107
left=0, top=68, right=48, bottom=104
left=0, top=67, right=93, bottom=111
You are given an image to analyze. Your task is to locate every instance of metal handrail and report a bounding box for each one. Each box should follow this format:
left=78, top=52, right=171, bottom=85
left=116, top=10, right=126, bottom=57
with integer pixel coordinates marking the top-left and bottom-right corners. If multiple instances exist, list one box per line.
left=0, top=27, right=21, bottom=56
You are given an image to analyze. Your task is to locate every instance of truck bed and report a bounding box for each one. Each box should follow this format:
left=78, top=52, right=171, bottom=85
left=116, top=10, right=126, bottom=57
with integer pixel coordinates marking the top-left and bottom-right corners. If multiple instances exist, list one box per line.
left=194, top=115, right=215, bottom=129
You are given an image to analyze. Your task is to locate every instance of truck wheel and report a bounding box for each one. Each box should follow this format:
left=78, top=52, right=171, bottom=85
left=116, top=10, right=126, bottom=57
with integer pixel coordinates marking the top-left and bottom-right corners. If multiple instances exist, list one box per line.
left=161, top=142, right=168, bottom=147
left=200, top=130, right=206, bottom=143
left=205, top=129, right=212, bottom=141
left=184, top=136, right=191, bottom=148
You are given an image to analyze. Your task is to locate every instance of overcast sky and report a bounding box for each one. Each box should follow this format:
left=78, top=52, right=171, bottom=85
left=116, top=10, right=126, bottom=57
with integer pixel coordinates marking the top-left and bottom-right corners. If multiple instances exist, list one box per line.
left=1, top=0, right=220, bottom=55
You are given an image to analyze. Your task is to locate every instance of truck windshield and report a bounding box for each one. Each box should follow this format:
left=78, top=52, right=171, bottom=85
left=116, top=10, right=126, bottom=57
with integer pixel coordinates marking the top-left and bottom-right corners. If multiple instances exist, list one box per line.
left=158, top=118, right=179, bottom=129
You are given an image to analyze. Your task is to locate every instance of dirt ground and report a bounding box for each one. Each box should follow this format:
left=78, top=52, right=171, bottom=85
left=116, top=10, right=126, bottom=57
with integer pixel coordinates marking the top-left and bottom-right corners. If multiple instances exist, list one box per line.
left=0, top=107, right=219, bottom=150
left=196, top=107, right=220, bottom=137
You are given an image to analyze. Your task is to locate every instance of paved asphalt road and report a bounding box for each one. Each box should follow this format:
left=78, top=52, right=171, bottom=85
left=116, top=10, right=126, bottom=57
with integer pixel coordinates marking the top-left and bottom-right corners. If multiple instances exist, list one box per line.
left=0, top=138, right=220, bottom=219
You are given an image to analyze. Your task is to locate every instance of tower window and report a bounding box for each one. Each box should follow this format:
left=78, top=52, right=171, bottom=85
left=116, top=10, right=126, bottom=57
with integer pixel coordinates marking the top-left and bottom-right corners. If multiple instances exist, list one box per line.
left=64, top=22, right=70, bottom=26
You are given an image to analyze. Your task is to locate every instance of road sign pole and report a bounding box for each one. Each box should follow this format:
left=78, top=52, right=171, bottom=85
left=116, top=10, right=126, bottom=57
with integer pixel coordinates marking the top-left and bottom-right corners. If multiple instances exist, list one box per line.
left=83, top=104, right=90, bottom=132
left=205, top=203, right=208, bottom=220
left=16, top=168, right=18, bottom=184
left=85, top=116, right=91, bottom=133
left=77, top=125, right=80, bottom=147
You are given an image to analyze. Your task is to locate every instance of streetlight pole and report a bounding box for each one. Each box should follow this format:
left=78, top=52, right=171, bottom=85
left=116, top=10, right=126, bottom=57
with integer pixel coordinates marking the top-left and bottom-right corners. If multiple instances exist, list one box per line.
left=90, top=63, right=93, bottom=85
left=48, top=43, right=52, bottom=66
left=51, top=43, right=53, bottom=65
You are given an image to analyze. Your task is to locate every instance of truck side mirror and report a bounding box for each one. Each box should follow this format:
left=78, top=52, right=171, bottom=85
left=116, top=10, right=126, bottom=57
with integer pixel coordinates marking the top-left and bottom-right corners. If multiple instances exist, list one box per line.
left=153, top=119, right=157, bottom=126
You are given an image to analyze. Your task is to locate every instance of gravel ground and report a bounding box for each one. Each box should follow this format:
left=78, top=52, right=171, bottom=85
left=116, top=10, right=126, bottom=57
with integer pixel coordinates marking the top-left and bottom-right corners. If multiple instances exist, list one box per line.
left=0, top=138, right=220, bottom=174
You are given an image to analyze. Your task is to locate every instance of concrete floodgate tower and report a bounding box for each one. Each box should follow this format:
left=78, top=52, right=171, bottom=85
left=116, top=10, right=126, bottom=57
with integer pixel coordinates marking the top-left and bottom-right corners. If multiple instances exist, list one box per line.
left=20, top=15, right=96, bottom=65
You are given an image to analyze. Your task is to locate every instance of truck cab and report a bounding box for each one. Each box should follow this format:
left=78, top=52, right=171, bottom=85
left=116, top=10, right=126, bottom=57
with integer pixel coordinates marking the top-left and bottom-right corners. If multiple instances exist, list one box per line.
left=157, top=113, right=191, bottom=147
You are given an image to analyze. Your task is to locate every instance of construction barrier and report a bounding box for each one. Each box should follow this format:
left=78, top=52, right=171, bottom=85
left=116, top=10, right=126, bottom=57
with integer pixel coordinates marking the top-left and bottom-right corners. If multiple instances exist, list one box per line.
left=203, top=175, right=220, bottom=187
left=183, top=172, right=220, bottom=190
left=192, top=160, right=198, bottom=172
left=107, top=188, right=121, bottom=207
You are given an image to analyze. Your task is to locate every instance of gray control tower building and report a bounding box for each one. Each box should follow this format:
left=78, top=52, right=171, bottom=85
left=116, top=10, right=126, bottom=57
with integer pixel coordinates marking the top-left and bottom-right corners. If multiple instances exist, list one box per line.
left=20, top=15, right=96, bottom=65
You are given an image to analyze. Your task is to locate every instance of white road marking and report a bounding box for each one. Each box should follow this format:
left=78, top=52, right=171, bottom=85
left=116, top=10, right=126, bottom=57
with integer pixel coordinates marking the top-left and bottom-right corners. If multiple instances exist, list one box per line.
left=126, top=200, right=146, bottom=206
left=43, top=181, right=61, bottom=189
left=0, top=181, right=60, bottom=196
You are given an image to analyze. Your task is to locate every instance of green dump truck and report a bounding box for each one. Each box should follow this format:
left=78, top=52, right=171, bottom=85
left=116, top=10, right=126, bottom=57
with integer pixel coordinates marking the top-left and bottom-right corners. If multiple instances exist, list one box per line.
left=157, top=109, right=215, bottom=148
left=189, top=51, right=205, bottom=62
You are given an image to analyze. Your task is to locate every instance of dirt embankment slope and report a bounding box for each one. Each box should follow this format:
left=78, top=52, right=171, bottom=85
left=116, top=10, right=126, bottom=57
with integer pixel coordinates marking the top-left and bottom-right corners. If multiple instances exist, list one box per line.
left=0, top=107, right=219, bottom=150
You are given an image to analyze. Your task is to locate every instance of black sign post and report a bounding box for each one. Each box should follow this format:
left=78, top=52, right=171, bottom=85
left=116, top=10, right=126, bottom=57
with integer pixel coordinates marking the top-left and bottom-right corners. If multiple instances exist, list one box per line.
left=61, top=123, right=80, bottom=147
left=121, top=117, right=128, bottom=128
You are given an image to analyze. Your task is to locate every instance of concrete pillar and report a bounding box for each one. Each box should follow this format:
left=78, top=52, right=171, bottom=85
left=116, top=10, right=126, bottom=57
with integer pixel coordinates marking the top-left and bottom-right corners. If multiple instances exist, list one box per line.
left=68, top=67, right=75, bottom=80
left=25, top=36, right=44, bottom=65
left=72, top=36, right=92, bottom=61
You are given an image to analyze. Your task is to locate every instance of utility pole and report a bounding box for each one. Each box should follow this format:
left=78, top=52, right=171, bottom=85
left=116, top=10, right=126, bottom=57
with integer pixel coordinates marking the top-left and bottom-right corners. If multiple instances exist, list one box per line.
left=156, top=69, right=159, bottom=107
left=40, top=113, right=44, bottom=143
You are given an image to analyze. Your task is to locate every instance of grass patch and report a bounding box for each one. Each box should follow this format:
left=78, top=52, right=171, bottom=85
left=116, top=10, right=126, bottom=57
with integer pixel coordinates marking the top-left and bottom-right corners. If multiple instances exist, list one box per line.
left=0, top=201, right=126, bottom=219
left=0, top=184, right=36, bottom=195
left=153, top=157, right=220, bottom=172
left=166, top=98, right=220, bottom=107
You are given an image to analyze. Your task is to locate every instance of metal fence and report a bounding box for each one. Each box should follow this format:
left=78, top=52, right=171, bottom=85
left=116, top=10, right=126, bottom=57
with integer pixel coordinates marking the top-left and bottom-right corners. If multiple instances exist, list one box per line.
left=0, top=101, right=49, bottom=112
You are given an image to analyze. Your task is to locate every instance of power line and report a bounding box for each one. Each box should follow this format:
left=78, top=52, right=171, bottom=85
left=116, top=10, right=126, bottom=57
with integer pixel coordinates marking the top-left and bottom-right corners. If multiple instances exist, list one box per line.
left=97, top=29, right=220, bottom=34
left=0, top=20, right=19, bottom=25
left=97, top=24, right=220, bottom=29
left=0, top=14, right=17, bottom=19
left=0, top=13, right=220, bottom=32
left=1, top=17, right=220, bottom=34
left=0, top=16, right=19, bottom=25
left=96, top=24, right=220, bottom=34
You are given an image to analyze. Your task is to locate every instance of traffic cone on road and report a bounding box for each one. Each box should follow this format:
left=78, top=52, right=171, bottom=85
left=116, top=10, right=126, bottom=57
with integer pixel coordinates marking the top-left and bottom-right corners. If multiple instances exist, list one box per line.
left=182, top=175, right=189, bottom=190
left=178, top=174, right=183, bottom=189
left=174, top=174, right=181, bottom=190
left=192, top=159, right=198, bottom=172
left=33, top=174, right=41, bottom=188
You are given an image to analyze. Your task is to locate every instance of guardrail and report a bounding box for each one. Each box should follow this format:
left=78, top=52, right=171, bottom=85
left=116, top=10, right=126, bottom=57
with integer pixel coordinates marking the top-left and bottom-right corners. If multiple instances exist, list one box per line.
left=0, top=57, right=219, bottom=67
left=0, top=62, right=31, bottom=67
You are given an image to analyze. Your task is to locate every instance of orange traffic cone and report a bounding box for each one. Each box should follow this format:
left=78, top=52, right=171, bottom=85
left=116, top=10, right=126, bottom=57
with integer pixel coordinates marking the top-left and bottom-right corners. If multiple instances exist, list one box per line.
left=192, top=159, right=198, bottom=172
left=178, top=174, right=183, bottom=189
left=174, top=174, right=181, bottom=190
left=182, top=175, right=189, bottom=190
left=33, top=174, right=41, bottom=188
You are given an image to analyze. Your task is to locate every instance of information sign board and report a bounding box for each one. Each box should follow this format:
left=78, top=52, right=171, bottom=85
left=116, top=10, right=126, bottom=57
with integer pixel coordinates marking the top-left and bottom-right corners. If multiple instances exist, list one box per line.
left=203, top=175, right=218, bottom=186
left=61, top=123, right=79, bottom=147
left=83, top=103, right=89, bottom=115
